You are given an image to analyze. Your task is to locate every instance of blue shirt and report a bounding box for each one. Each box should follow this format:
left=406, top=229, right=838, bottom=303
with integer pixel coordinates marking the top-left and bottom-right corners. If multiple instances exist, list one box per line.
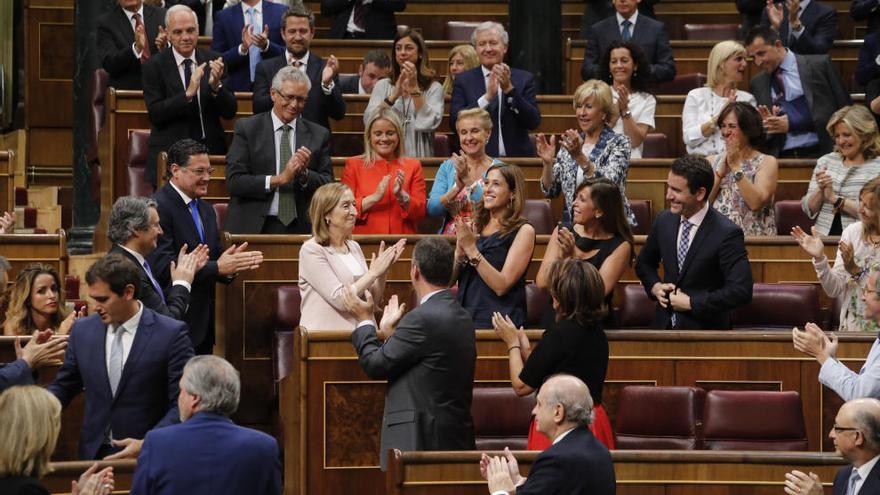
left=773, top=50, right=820, bottom=150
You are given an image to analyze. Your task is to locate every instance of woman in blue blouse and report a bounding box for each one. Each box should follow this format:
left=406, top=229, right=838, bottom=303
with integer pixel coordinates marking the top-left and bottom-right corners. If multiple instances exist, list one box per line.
left=427, top=108, right=500, bottom=233
left=537, top=79, right=634, bottom=226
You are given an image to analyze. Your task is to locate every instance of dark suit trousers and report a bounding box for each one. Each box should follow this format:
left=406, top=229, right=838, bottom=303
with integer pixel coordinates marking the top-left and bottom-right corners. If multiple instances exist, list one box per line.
left=261, top=216, right=311, bottom=235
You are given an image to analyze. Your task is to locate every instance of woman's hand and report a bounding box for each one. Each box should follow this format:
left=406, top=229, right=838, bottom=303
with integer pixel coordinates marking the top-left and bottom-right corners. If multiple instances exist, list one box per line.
left=556, top=225, right=576, bottom=258
left=791, top=225, right=826, bottom=260
left=58, top=307, right=85, bottom=336
left=560, top=129, right=584, bottom=156
left=725, top=136, right=742, bottom=172
left=839, top=240, right=858, bottom=275
left=454, top=218, right=479, bottom=258
left=535, top=133, right=556, bottom=165
left=392, top=170, right=410, bottom=208
left=451, top=152, right=469, bottom=190
left=72, top=463, right=114, bottom=495
left=401, top=61, right=418, bottom=93
left=815, top=168, right=835, bottom=203
left=368, top=239, right=407, bottom=279
left=615, top=84, right=630, bottom=115
left=492, top=311, right=520, bottom=347
left=374, top=174, right=391, bottom=199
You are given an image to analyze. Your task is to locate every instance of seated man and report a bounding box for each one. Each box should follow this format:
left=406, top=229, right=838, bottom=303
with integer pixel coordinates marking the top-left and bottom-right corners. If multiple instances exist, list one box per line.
left=97, top=0, right=168, bottom=90
left=783, top=398, right=880, bottom=495
left=131, top=355, right=281, bottom=494
left=211, top=0, right=288, bottom=91
left=339, top=49, right=391, bottom=94
left=580, top=0, right=676, bottom=83
left=759, top=0, right=837, bottom=55
left=480, top=374, right=616, bottom=495
left=635, top=155, right=753, bottom=329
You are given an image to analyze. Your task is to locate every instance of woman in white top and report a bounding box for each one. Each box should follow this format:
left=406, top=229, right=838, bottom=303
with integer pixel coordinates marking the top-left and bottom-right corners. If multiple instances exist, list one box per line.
left=298, top=183, right=406, bottom=331
left=364, top=28, right=443, bottom=157
left=598, top=41, right=656, bottom=159
left=682, top=40, right=757, bottom=155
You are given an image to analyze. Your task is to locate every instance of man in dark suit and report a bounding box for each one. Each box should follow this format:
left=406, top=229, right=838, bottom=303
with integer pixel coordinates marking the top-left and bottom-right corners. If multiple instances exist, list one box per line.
left=131, top=355, right=282, bottom=494
left=319, top=0, right=406, bottom=39
left=142, top=4, right=237, bottom=188
left=0, top=330, right=67, bottom=392
left=759, top=0, right=837, bottom=55
left=339, top=49, right=391, bottom=94
left=343, top=237, right=476, bottom=471
left=481, top=375, right=616, bottom=495
left=149, top=139, right=263, bottom=355
left=107, top=195, right=208, bottom=321
left=165, top=0, right=228, bottom=35
left=635, top=155, right=753, bottom=330
left=579, top=0, right=659, bottom=38
left=97, top=0, right=167, bottom=90
left=225, top=66, right=333, bottom=234
left=853, top=0, right=880, bottom=35
left=211, top=0, right=287, bottom=92
left=746, top=26, right=850, bottom=158
left=252, top=5, right=346, bottom=131
left=581, top=0, right=676, bottom=82
left=450, top=21, right=541, bottom=157
left=48, top=254, right=194, bottom=460
left=858, top=31, right=880, bottom=91
left=784, top=398, right=880, bottom=495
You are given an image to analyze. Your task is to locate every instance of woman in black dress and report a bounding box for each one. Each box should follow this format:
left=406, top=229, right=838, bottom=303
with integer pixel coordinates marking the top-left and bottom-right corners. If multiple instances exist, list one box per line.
left=493, top=258, right=614, bottom=450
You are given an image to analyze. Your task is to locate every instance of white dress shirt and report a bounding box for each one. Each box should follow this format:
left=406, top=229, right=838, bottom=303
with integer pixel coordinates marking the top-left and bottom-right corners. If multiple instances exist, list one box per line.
left=104, top=301, right=143, bottom=373
left=616, top=10, right=639, bottom=35
left=171, top=48, right=206, bottom=139
left=264, top=110, right=297, bottom=216
left=477, top=65, right=506, bottom=156
left=612, top=88, right=656, bottom=159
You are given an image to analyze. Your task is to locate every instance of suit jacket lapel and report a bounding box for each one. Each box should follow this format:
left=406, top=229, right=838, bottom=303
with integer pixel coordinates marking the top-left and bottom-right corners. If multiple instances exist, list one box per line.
left=295, top=117, right=312, bottom=155
left=145, top=6, right=162, bottom=48
left=796, top=54, right=815, bottom=109
left=165, top=50, right=187, bottom=95
left=96, top=322, right=114, bottom=398
left=115, top=307, right=155, bottom=400
left=165, top=184, right=203, bottom=245
left=665, top=213, right=682, bottom=280
left=115, top=7, right=135, bottom=45
left=862, top=461, right=880, bottom=494
left=306, top=53, right=322, bottom=84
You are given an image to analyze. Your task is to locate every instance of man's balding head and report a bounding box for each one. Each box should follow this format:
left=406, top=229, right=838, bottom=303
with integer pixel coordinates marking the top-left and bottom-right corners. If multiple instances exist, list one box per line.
left=533, top=374, right=593, bottom=442
left=832, top=398, right=880, bottom=466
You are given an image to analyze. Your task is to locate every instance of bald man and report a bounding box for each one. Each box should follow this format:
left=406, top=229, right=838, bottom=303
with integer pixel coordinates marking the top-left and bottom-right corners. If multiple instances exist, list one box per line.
left=784, top=398, right=880, bottom=495
left=480, top=374, right=616, bottom=495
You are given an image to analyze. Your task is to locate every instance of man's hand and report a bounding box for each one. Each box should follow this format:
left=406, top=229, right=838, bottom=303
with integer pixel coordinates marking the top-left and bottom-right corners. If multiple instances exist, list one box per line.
left=650, top=283, right=676, bottom=308
left=185, top=62, right=206, bottom=99
left=783, top=470, right=823, bottom=495
left=281, top=146, right=312, bottom=184
left=669, top=288, right=692, bottom=312
left=0, top=210, right=15, bottom=234
left=241, top=24, right=255, bottom=51
left=786, top=0, right=802, bottom=26
left=763, top=114, right=789, bottom=134
left=16, top=333, right=67, bottom=370
left=250, top=24, right=270, bottom=50
left=378, top=294, right=406, bottom=340
left=208, top=58, right=224, bottom=91
left=170, top=243, right=199, bottom=285
left=342, top=286, right=376, bottom=323
left=793, top=323, right=836, bottom=364
left=217, top=242, right=264, bottom=276
left=485, top=72, right=499, bottom=101
left=134, top=23, right=148, bottom=53
left=486, top=456, right=516, bottom=494
left=493, top=63, right=513, bottom=94
left=322, top=55, right=339, bottom=85
left=104, top=438, right=143, bottom=460
left=766, top=0, right=784, bottom=29
left=155, top=25, right=168, bottom=51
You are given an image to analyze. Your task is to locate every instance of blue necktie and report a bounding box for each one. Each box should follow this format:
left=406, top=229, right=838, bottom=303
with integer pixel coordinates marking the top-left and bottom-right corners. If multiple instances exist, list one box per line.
left=189, top=200, right=205, bottom=243
left=621, top=20, right=632, bottom=41
left=142, top=260, right=166, bottom=305
left=247, top=7, right=261, bottom=82
left=846, top=469, right=861, bottom=495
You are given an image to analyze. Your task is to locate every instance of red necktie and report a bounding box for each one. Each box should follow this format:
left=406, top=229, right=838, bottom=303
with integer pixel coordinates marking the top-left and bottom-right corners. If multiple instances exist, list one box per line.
left=133, top=13, right=151, bottom=62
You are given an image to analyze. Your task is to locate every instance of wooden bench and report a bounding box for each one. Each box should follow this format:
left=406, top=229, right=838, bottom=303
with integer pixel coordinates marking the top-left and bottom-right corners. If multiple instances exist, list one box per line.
left=42, top=460, right=136, bottom=495
left=0, top=232, right=68, bottom=283
left=0, top=150, right=14, bottom=214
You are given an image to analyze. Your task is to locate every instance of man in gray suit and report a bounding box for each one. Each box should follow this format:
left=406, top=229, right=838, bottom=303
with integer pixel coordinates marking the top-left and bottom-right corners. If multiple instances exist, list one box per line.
left=225, top=65, right=333, bottom=234
left=343, top=237, right=477, bottom=471
left=745, top=26, right=851, bottom=158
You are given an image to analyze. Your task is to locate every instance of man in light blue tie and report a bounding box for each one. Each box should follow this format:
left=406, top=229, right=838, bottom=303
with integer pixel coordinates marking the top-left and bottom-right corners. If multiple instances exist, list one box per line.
left=107, top=195, right=210, bottom=321
left=211, top=0, right=287, bottom=91
left=783, top=398, right=880, bottom=495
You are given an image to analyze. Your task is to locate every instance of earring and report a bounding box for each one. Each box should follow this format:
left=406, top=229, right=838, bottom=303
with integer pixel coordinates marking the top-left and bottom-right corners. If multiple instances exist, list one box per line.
left=324, top=217, right=330, bottom=225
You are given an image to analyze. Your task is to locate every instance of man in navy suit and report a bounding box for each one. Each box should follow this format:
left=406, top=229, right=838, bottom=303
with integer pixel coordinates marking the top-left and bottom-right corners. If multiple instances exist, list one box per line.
left=480, top=374, right=616, bottom=495
left=450, top=21, right=541, bottom=157
left=635, top=155, right=753, bottom=329
left=149, top=139, right=263, bottom=355
left=131, top=355, right=281, bottom=494
left=581, top=0, right=676, bottom=83
left=339, top=49, right=391, bottom=94
left=252, top=5, right=346, bottom=131
left=97, top=0, right=168, bottom=90
left=142, top=4, right=237, bottom=188
left=759, top=0, right=837, bottom=55
left=784, top=398, right=880, bottom=495
left=48, top=254, right=194, bottom=460
left=211, top=0, right=287, bottom=92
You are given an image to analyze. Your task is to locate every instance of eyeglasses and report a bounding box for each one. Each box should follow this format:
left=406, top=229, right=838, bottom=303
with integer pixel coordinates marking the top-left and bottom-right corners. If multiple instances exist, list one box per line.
left=275, top=90, right=308, bottom=105
left=832, top=424, right=860, bottom=433
left=183, top=167, right=215, bottom=177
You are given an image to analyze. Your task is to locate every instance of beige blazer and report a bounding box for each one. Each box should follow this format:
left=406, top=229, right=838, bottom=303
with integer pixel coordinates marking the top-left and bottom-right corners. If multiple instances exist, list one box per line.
left=298, top=238, right=370, bottom=331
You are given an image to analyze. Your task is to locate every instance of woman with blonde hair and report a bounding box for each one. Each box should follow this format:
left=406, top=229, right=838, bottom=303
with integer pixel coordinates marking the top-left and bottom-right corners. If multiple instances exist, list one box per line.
left=4, top=264, right=80, bottom=337
left=682, top=40, right=757, bottom=156
left=454, top=163, right=536, bottom=328
left=298, top=182, right=406, bottom=331
left=537, top=79, right=634, bottom=225
left=442, top=44, right=479, bottom=95
left=794, top=177, right=880, bottom=332
left=364, top=28, right=444, bottom=157
left=342, top=109, right=427, bottom=234
left=0, top=385, right=114, bottom=494
left=802, top=105, right=880, bottom=235
left=427, top=108, right=503, bottom=233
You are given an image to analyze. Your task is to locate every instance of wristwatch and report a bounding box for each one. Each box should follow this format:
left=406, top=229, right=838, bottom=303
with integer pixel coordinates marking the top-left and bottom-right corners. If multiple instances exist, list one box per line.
left=621, top=110, right=632, bottom=119
left=732, top=170, right=745, bottom=182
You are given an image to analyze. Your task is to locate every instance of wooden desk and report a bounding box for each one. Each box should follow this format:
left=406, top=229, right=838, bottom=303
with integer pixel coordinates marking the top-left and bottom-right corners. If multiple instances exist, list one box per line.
left=42, top=460, right=136, bottom=495
left=0, top=232, right=68, bottom=282
left=279, top=327, right=868, bottom=495
left=388, top=450, right=845, bottom=495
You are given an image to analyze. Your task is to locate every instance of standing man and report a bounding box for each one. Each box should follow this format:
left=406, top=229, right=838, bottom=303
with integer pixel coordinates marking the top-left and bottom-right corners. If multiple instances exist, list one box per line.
left=343, top=237, right=476, bottom=470
left=320, top=0, right=406, bottom=40
left=142, top=4, right=237, bottom=188
left=580, top=0, right=676, bottom=83
left=211, top=0, right=288, bottom=92
left=339, top=49, right=391, bottom=94
left=48, top=254, right=194, bottom=460
left=759, top=0, right=837, bottom=55
left=149, top=139, right=263, bottom=355
left=131, top=355, right=282, bottom=494
left=107, top=196, right=209, bottom=321
left=635, top=155, right=753, bottom=329
left=225, top=67, right=333, bottom=234
left=783, top=398, right=880, bottom=495
left=745, top=26, right=850, bottom=158
left=251, top=5, right=346, bottom=131
left=97, top=0, right=168, bottom=90
left=480, top=375, right=617, bottom=495
left=450, top=21, right=541, bottom=158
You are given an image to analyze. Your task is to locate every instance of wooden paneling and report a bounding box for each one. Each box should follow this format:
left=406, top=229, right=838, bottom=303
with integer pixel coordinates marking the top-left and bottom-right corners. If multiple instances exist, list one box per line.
left=0, top=150, right=13, bottom=213
left=280, top=328, right=867, bottom=495
left=0, top=232, right=68, bottom=282
left=43, top=460, right=135, bottom=494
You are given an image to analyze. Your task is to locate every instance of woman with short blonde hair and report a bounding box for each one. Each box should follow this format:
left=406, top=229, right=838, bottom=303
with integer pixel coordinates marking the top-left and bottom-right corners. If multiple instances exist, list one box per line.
left=442, top=44, right=479, bottom=95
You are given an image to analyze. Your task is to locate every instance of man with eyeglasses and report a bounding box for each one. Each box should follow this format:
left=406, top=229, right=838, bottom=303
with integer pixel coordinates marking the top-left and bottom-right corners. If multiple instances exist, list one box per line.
left=149, top=139, right=264, bottom=354
left=793, top=270, right=880, bottom=401
left=783, top=398, right=880, bottom=495
left=225, top=65, right=332, bottom=234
